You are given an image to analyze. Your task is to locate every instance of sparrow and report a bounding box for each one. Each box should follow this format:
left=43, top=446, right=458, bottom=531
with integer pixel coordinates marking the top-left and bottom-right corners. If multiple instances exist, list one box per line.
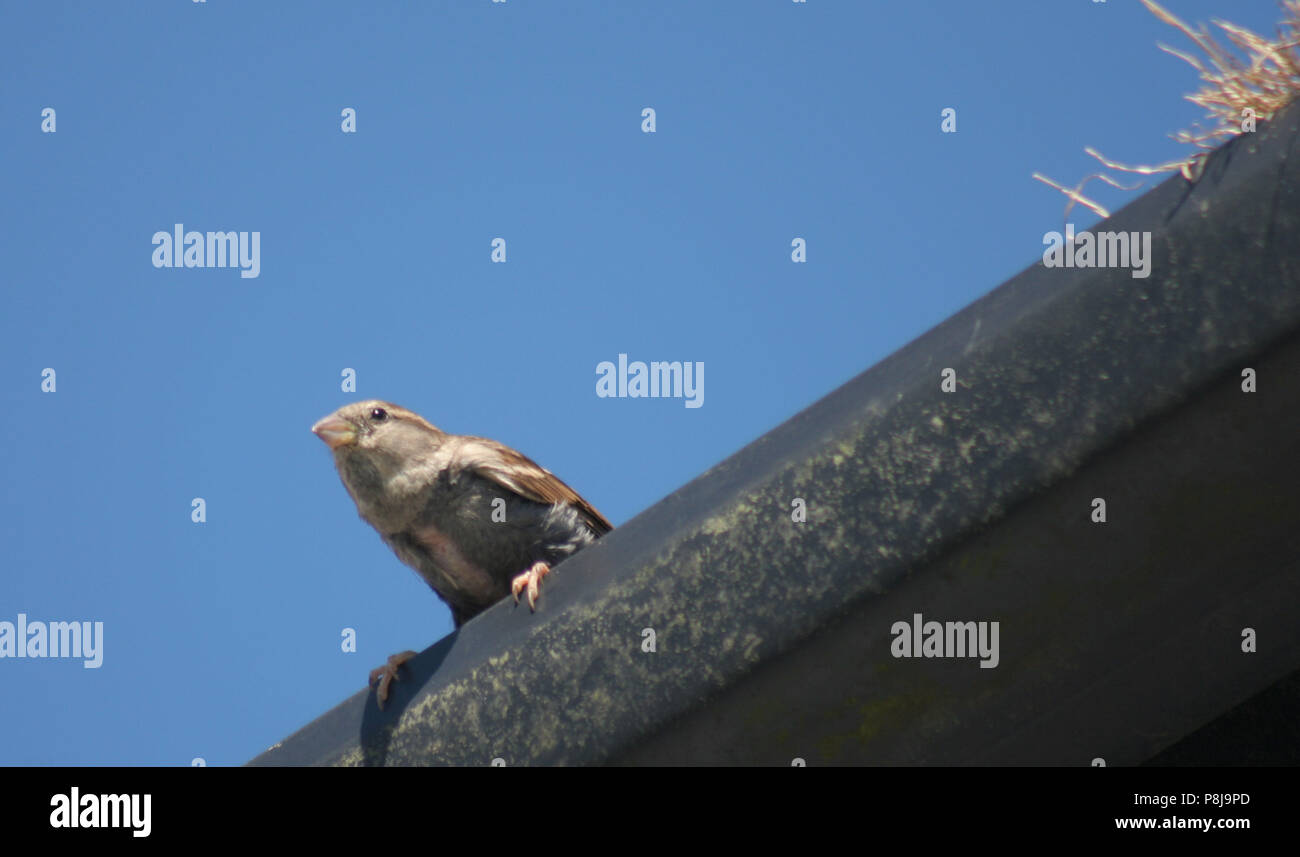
left=311, top=400, right=612, bottom=708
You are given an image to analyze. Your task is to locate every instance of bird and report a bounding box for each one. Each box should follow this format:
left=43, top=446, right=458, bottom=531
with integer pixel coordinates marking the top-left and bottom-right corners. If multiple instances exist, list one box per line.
left=311, top=400, right=613, bottom=708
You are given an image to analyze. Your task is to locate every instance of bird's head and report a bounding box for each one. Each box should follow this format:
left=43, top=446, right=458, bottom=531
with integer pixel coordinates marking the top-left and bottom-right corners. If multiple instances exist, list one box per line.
left=312, top=400, right=450, bottom=531
left=312, top=400, right=446, bottom=476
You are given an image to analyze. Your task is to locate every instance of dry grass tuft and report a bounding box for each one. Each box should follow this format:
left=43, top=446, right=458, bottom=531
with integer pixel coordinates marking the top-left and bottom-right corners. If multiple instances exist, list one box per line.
left=1034, top=0, right=1300, bottom=219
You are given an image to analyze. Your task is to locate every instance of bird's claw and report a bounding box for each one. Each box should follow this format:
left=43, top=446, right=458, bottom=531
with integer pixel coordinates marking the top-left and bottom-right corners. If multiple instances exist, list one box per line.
left=369, top=649, right=418, bottom=710
left=511, top=561, right=551, bottom=611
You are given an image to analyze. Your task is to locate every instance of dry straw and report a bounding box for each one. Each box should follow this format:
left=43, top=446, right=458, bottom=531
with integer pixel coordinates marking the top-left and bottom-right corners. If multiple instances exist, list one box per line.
left=1034, top=0, right=1300, bottom=219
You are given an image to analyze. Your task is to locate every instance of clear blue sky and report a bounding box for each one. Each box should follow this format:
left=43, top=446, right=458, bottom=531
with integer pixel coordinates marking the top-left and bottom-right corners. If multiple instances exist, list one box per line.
left=1, top=0, right=1282, bottom=765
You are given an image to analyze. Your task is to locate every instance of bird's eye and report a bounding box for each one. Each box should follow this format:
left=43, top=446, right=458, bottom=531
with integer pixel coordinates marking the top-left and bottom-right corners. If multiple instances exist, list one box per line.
left=370, top=407, right=388, bottom=422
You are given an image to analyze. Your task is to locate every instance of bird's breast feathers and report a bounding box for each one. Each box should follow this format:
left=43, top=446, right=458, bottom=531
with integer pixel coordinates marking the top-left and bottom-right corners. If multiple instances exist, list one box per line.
left=386, top=521, right=502, bottom=605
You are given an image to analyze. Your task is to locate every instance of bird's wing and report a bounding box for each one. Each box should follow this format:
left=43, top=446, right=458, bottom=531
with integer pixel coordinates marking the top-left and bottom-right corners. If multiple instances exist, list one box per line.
left=454, top=436, right=613, bottom=535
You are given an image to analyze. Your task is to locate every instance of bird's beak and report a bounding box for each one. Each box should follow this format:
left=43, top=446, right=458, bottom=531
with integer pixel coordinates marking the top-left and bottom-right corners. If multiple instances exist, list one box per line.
left=312, top=415, right=357, bottom=449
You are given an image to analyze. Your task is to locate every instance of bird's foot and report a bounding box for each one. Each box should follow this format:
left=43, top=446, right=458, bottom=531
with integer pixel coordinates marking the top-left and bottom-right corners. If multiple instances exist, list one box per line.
left=368, top=649, right=418, bottom=710
left=511, top=561, right=551, bottom=611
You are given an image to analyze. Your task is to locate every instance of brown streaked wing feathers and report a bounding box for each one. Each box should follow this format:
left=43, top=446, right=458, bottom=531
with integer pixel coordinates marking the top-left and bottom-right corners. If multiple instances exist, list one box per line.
left=456, top=436, right=613, bottom=535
